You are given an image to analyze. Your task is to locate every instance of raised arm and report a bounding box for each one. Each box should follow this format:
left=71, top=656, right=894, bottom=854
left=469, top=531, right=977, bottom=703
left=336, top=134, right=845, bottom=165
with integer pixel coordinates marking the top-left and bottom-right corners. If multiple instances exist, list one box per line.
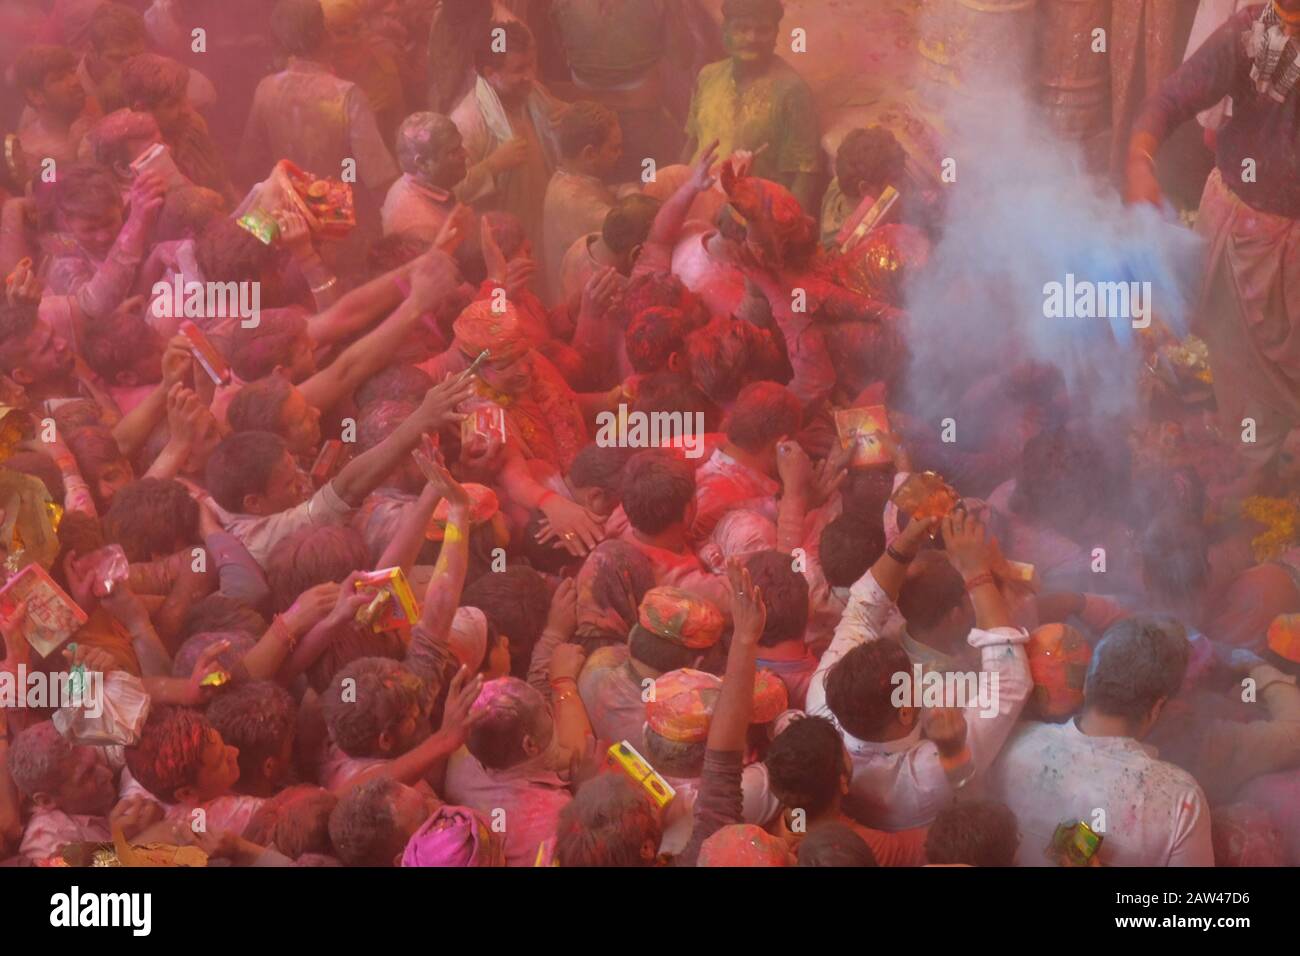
left=407, top=450, right=473, bottom=642
left=339, top=665, right=483, bottom=795
left=329, top=369, right=476, bottom=508
left=678, top=561, right=766, bottom=866
left=1127, top=11, right=1247, bottom=205
left=298, top=250, right=459, bottom=413
left=112, top=335, right=194, bottom=460
left=634, top=140, right=719, bottom=276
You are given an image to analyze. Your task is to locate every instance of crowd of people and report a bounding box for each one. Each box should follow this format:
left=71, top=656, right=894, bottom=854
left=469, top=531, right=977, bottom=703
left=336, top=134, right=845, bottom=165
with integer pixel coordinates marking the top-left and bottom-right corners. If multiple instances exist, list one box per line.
left=0, top=0, right=1297, bottom=868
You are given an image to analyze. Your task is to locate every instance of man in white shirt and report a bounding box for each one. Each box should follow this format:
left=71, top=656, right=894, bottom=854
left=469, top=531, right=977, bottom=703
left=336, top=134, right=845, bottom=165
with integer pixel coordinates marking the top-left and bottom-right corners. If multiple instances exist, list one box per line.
left=805, top=509, right=1032, bottom=831
left=983, top=616, right=1215, bottom=867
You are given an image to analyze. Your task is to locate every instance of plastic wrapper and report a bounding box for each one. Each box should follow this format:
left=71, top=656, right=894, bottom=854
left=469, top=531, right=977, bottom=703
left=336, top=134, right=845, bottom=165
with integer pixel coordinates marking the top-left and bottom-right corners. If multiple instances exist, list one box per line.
left=836, top=185, right=900, bottom=253
left=995, top=558, right=1040, bottom=593
left=890, top=471, right=960, bottom=522
left=0, top=467, right=62, bottom=572
left=81, top=544, right=129, bottom=597
left=129, top=143, right=191, bottom=193
left=235, top=160, right=355, bottom=241
left=354, top=567, right=419, bottom=632
left=237, top=209, right=278, bottom=245
left=0, top=405, right=33, bottom=462
left=0, top=562, right=87, bottom=656
left=180, top=320, right=232, bottom=386
left=834, top=405, right=891, bottom=468
left=1049, top=820, right=1103, bottom=866
left=311, top=439, right=349, bottom=487
left=61, top=826, right=208, bottom=867
left=52, top=671, right=151, bottom=746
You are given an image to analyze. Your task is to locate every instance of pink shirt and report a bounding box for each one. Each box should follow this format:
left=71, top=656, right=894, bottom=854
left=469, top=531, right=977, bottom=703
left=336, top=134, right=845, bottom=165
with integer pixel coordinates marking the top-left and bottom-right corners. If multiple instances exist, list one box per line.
left=443, top=750, right=572, bottom=867
left=689, top=447, right=779, bottom=546
left=20, top=806, right=110, bottom=864
left=381, top=175, right=456, bottom=242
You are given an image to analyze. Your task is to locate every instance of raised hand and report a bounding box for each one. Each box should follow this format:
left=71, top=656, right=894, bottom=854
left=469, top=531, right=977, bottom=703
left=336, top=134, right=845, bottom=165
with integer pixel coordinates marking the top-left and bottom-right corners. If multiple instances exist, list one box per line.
left=283, top=581, right=342, bottom=636
left=942, top=509, right=993, bottom=579
left=161, top=334, right=195, bottom=387
left=544, top=577, right=578, bottom=641
left=690, top=139, right=721, bottom=192
left=922, top=706, right=968, bottom=759
left=417, top=370, right=477, bottom=431
left=127, top=170, right=166, bottom=226
left=811, top=441, right=852, bottom=506
left=726, top=558, right=767, bottom=647
left=408, top=248, right=460, bottom=312
left=274, top=205, right=316, bottom=259
left=439, top=665, right=485, bottom=747
left=412, top=438, right=470, bottom=510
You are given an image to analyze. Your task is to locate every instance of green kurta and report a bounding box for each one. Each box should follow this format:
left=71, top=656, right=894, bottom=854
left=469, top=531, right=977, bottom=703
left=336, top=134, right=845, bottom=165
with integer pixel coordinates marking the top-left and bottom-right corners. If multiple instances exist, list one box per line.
left=685, top=55, right=821, bottom=183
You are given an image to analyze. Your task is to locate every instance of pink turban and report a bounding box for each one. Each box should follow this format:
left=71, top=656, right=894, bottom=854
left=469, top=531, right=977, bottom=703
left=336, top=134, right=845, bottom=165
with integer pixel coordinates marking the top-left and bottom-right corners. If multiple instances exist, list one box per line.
left=401, top=805, right=503, bottom=867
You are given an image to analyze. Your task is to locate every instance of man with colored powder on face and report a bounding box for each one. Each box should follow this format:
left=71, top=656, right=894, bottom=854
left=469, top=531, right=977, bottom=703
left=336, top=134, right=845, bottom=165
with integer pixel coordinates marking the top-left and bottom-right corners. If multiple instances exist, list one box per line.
left=681, top=0, right=821, bottom=213
left=451, top=18, right=565, bottom=269
left=382, top=112, right=471, bottom=244
left=15, top=44, right=102, bottom=170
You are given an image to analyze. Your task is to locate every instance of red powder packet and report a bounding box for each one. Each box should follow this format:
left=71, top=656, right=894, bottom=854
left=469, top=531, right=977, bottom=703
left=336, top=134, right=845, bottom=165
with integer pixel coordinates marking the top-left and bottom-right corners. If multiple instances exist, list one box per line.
left=310, top=439, right=349, bottom=487
left=834, top=405, right=891, bottom=468
left=283, top=161, right=356, bottom=239
left=0, top=563, right=88, bottom=657
left=180, top=321, right=232, bottom=386
left=460, top=402, right=507, bottom=459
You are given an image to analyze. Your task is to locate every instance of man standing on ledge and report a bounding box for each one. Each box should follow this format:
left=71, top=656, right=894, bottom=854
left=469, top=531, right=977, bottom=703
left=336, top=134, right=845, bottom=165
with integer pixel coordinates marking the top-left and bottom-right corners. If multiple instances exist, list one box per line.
left=1128, top=1, right=1300, bottom=496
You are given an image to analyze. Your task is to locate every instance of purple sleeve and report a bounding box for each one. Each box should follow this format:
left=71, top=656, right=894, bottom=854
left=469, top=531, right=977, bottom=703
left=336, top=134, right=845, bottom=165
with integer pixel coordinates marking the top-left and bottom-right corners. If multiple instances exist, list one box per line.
left=1135, top=11, right=1252, bottom=143
left=677, top=748, right=744, bottom=867
left=205, top=532, right=271, bottom=609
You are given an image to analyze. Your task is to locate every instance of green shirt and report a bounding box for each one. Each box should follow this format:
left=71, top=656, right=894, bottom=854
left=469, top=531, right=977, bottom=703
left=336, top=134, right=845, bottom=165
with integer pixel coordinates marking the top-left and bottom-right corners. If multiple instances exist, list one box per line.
left=685, top=55, right=821, bottom=182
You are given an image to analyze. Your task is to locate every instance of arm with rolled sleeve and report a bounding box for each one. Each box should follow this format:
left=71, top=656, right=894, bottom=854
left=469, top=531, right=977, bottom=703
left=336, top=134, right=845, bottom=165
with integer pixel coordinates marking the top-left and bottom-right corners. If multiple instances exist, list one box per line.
left=806, top=569, right=899, bottom=717
left=816, top=571, right=896, bottom=673
left=226, top=481, right=353, bottom=567
left=960, top=626, right=1032, bottom=777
